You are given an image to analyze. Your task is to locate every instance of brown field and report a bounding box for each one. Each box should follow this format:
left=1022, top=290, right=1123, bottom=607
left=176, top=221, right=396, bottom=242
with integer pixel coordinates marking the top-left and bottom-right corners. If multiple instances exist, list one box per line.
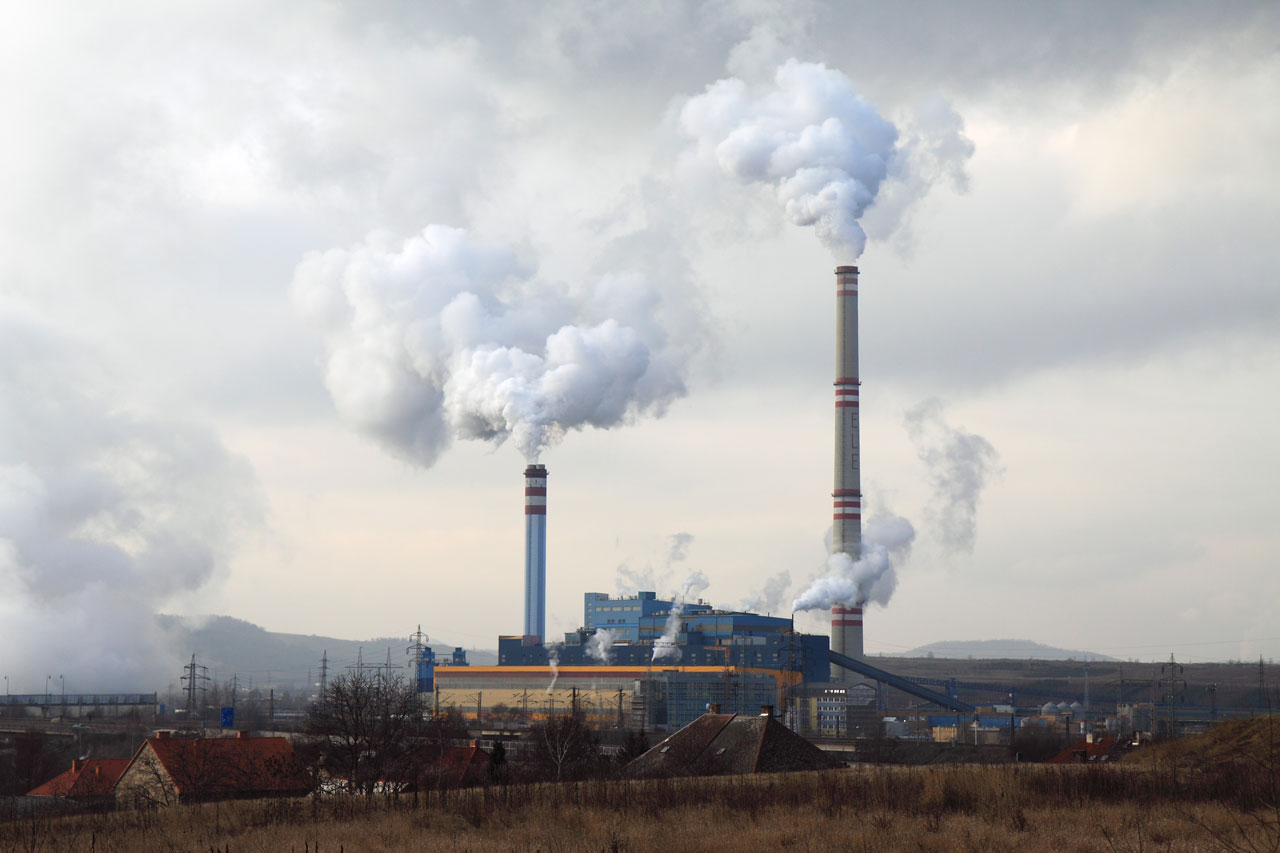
left=0, top=759, right=1275, bottom=852
left=2, top=718, right=1276, bottom=852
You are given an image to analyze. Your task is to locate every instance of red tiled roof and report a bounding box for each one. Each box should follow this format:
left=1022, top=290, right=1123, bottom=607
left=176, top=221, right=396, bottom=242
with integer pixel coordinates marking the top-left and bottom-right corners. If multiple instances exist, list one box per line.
left=139, top=734, right=309, bottom=796
left=27, top=759, right=130, bottom=799
left=418, top=744, right=489, bottom=787
left=1048, top=736, right=1124, bottom=764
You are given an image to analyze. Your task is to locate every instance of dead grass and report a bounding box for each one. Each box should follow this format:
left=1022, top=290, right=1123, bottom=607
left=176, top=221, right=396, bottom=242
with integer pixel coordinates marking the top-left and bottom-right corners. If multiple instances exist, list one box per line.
left=2, top=761, right=1277, bottom=852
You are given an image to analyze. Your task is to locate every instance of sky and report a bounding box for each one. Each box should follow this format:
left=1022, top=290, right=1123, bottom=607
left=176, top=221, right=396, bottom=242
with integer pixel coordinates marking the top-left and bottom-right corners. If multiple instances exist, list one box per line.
left=2, top=1, right=1278, bottom=691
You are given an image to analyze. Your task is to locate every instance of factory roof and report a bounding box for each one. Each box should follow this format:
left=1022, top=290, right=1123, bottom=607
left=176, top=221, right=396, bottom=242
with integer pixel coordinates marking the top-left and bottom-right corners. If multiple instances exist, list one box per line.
left=626, top=712, right=841, bottom=778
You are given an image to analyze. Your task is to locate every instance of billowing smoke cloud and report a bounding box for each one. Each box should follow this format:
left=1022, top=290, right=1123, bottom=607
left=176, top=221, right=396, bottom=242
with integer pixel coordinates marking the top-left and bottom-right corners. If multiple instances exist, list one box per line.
left=679, top=59, right=973, bottom=259
left=904, top=399, right=1001, bottom=553
left=792, top=514, right=916, bottom=612
left=740, top=570, right=791, bottom=614
left=0, top=301, right=260, bottom=691
left=585, top=628, right=615, bottom=665
left=615, top=531, right=696, bottom=597
left=652, top=571, right=710, bottom=662
left=292, top=226, right=694, bottom=465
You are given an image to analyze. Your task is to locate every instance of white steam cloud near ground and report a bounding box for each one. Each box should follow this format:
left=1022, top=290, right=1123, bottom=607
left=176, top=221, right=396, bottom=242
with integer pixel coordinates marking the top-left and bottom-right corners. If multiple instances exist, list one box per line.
left=0, top=301, right=260, bottom=690
left=652, top=571, right=711, bottom=662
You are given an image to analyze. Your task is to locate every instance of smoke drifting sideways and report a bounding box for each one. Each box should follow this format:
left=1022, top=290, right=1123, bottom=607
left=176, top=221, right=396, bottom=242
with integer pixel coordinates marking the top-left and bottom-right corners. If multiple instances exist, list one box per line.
left=0, top=302, right=260, bottom=691
left=904, top=399, right=1002, bottom=554
left=739, top=570, right=791, bottom=615
left=292, top=226, right=695, bottom=466
left=652, top=570, right=710, bottom=662
left=679, top=59, right=973, bottom=260
left=614, top=531, right=696, bottom=597
left=792, top=515, right=916, bottom=613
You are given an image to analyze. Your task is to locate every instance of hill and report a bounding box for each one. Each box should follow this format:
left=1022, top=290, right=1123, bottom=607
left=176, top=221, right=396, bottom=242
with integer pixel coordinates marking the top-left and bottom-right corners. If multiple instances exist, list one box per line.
left=157, top=615, right=497, bottom=688
left=1121, top=716, right=1280, bottom=767
left=896, top=639, right=1117, bottom=661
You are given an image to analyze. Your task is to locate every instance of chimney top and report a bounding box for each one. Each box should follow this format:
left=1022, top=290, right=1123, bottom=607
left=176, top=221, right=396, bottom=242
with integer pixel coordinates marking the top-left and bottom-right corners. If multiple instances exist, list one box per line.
left=524, top=464, right=548, bottom=477
left=708, top=703, right=721, bottom=714
left=760, top=705, right=774, bottom=718
left=72, top=759, right=83, bottom=773
left=834, top=265, right=859, bottom=274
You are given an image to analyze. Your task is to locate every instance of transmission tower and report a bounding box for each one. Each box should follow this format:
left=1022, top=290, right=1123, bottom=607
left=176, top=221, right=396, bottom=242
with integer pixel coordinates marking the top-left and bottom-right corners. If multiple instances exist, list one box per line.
left=319, top=650, right=328, bottom=697
left=180, top=655, right=209, bottom=726
left=1160, top=653, right=1185, bottom=738
left=407, top=625, right=430, bottom=693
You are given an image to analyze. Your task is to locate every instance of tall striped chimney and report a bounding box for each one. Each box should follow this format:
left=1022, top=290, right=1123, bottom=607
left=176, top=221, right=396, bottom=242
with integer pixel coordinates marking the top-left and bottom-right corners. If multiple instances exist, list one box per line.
left=524, top=464, right=548, bottom=642
left=831, top=265, right=863, bottom=677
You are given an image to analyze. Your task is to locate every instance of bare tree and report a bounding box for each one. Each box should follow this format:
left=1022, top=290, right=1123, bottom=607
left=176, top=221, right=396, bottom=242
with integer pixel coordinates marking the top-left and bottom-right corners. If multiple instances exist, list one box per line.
left=524, top=716, right=602, bottom=782
left=303, top=671, right=424, bottom=796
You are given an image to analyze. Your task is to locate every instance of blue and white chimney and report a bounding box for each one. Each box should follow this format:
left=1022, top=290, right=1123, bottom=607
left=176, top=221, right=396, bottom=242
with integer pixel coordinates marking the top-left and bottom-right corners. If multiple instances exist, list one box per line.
left=523, top=464, right=548, bottom=642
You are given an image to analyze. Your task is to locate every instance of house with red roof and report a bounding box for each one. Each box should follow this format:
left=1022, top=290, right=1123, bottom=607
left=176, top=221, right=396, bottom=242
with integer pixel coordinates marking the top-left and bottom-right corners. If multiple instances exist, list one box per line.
left=26, top=758, right=130, bottom=802
left=1048, top=735, right=1129, bottom=764
left=114, top=731, right=310, bottom=806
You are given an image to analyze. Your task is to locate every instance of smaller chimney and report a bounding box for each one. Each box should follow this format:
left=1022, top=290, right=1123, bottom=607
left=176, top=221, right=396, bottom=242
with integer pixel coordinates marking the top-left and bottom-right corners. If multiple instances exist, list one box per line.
left=72, top=759, right=83, bottom=773
left=708, top=703, right=721, bottom=714
left=157, top=731, right=171, bottom=740
left=237, top=730, right=249, bottom=739
left=760, top=705, right=774, bottom=718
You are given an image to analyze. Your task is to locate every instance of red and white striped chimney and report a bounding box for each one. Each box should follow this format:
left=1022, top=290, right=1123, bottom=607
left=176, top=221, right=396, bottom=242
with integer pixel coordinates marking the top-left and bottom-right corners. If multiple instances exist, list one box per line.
left=831, top=265, right=863, bottom=676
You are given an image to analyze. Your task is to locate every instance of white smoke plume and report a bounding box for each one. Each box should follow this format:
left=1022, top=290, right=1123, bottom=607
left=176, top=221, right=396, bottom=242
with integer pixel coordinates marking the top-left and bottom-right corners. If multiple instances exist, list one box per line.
left=652, top=570, right=710, bottom=662
left=292, top=226, right=694, bottom=466
left=615, top=531, right=696, bottom=596
left=679, top=59, right=973, bottom=260
left=0, top=301, right=260, bottom=691
left=740, top=570, right=791, bottom=614
left=585, top=628, right=615, bottom=665
left=792, top=514, right=916, bottom=612
left=546, top=644, right=561, bottom=694
left=904, top=399, right=1001, bottom=554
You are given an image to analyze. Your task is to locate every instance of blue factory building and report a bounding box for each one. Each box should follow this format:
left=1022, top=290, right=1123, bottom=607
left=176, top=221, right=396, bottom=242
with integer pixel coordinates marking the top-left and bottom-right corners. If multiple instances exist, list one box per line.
left=500, top=592, right=831, bottom=684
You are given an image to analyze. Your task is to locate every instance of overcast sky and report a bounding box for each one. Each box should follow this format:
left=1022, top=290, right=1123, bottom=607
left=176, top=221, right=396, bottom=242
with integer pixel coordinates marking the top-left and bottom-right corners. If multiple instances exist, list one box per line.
left=2, top=1, right=1277, bottom=690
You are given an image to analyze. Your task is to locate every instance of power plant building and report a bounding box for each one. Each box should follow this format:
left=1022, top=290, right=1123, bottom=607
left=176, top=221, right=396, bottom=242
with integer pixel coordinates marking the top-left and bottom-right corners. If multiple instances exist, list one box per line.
left=432, top=592, right=831, bottom=731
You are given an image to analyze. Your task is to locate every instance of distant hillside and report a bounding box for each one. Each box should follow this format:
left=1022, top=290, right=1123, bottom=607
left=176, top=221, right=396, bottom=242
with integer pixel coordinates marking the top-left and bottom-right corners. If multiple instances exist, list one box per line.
left=895, top=639, right=1117, bottom=662
left=157, top=615, right=497, bottom=688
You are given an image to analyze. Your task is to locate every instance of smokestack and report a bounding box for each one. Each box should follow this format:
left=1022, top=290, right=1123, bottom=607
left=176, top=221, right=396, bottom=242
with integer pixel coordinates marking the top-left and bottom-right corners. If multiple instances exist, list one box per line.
left=831, top=265, right=863, bottom=677
left=524, top=464, right=548, bottom=642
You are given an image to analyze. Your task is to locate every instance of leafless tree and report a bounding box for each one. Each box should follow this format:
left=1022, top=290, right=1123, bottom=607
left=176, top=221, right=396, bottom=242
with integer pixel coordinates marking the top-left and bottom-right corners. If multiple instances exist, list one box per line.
left=303, top=671, right=424, bottom=796
left=524, top=715, right=602, bottom=782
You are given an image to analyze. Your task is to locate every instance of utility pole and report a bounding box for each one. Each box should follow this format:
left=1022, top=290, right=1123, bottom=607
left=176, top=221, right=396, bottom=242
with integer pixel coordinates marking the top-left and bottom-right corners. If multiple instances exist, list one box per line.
left=230, top=674, right=238, bottom=710
left=1260, top=656, right=1266, bottom=710
left=617, top=686, right=625, bottom=729
left=269, top=688, right=275, bottom=731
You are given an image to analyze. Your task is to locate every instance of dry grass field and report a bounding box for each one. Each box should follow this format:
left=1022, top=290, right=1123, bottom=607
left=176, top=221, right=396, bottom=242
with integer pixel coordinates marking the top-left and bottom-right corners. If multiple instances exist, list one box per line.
left=2, top=718, right=1275, bottom=852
